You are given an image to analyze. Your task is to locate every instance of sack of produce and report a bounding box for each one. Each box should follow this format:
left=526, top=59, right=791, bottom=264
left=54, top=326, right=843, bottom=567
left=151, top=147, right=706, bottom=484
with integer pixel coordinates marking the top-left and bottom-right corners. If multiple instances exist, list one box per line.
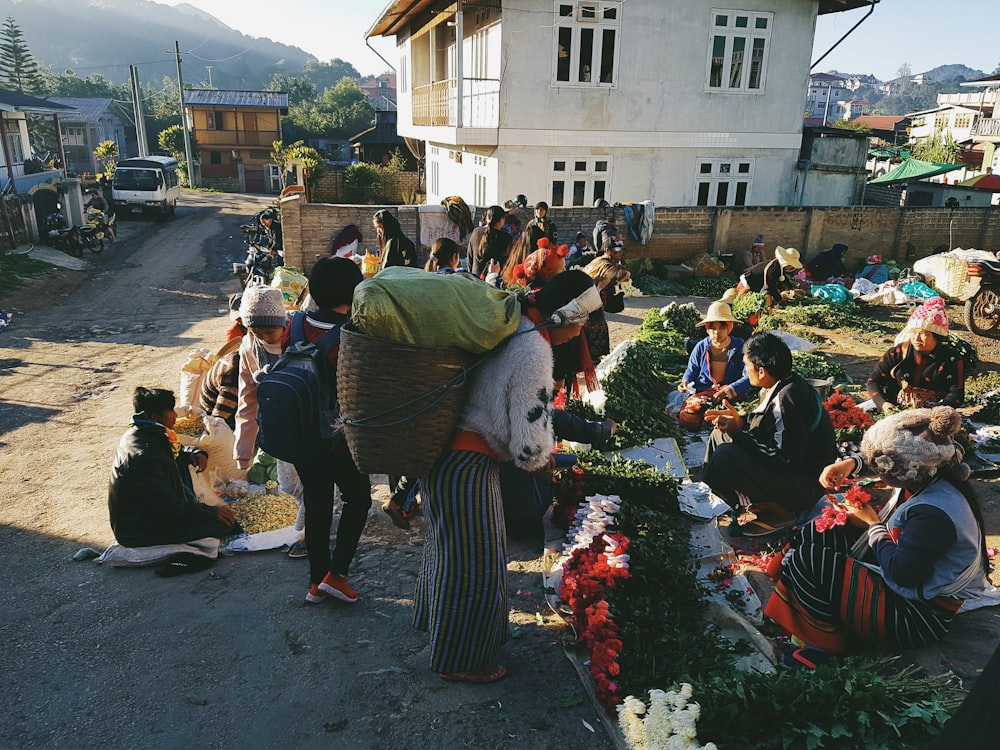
left=178, top=348, right=214, bottom=407
left=352, top=266, right=521, bottom=353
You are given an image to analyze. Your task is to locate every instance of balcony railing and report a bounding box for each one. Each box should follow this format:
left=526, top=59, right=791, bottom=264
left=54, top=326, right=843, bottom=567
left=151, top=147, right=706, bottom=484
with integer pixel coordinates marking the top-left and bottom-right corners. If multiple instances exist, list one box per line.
left=971, top=117, right=1000, bottom=138
left=411, top=78, right=500, bottom=128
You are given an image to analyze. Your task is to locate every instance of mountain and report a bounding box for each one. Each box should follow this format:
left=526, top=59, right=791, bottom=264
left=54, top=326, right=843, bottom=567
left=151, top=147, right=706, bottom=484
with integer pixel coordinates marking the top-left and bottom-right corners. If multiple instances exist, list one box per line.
left=0, top=0, right=316, bottom=88
left=920, top=64, right=986, bottom=83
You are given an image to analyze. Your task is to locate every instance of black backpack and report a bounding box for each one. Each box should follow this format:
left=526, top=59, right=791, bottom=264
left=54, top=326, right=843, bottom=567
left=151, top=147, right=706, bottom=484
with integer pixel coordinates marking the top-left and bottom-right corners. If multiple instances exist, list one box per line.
left=256, top=312, right=345, bottom=463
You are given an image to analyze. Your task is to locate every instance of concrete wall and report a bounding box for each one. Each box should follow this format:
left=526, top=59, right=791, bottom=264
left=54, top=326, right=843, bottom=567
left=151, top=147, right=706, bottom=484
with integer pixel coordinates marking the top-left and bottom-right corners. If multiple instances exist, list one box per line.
left=394, top=0, right=824, bottom=208
left=281, top=196, right=1000, bottom=276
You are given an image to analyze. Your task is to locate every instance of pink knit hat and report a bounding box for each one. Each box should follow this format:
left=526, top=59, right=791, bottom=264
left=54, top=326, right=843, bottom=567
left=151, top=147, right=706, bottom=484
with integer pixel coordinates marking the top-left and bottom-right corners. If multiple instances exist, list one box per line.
left=906, top=296, right=949, bottom=337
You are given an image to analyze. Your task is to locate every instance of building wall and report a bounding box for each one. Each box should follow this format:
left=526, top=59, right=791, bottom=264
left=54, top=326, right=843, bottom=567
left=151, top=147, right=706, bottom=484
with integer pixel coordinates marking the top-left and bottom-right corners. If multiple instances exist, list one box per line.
left=281, top=196, right=1000, bottom=275
left=393, top=0, right=821, bottom=207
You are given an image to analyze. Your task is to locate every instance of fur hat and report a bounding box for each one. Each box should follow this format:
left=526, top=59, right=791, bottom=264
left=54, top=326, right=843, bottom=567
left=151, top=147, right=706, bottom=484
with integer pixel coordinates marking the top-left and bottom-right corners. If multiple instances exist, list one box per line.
left=861, top=406, right=970, bottom=485
left=239, top=286, right=286, bottom=329
left=513, top=238, right=569, bottom=286
left=774, top=246, right=803, bottom=269
left=905, top=296, right=949, bottom=337
left=697, top=301, right=739, bottom=327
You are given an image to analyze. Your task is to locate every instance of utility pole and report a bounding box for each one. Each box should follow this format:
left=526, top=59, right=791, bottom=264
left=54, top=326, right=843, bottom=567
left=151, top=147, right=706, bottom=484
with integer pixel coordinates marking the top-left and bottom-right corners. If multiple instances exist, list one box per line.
left=129, top=65, right=148, bottom=156
left=174, top=41, right=196, bottom=187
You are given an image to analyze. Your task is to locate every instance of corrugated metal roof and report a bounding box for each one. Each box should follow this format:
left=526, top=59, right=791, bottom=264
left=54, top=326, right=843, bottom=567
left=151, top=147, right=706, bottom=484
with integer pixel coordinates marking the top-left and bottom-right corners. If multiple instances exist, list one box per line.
left=47, top=97, right=116, bottom=122
left=852, top=115, right=909, bottom=130
left=183, top=89, right=289, bottom=112
left=0, top=87, right=75, bottom=113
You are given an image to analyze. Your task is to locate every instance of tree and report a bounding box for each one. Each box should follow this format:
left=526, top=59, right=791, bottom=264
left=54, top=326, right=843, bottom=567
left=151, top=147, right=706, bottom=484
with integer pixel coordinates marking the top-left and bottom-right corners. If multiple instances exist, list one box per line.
left=266, top=73, right=316, bottom=107
left=994, top=62, right=1000, bottom=76
left=302, top=59, right=361, bottom=91
left=93, top=140, right=119, bottom=180
left=284, top=77, right=374, bottom=141
left=831, top=119, right=871, bottom=133
left=0, top=16, right=44, bottom=93
left=157, top=123, right=197, bottom=175
left=912, top=130, right=962, bottom=163
left=42, top=69, right=122, bottom=98
left=270, top=139, right=325, bottom=197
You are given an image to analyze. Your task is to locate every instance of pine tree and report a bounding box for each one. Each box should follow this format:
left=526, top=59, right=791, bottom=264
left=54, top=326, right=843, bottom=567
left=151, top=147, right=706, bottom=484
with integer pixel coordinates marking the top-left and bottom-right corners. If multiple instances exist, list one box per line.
left=0, top=16, right=45, bottom=94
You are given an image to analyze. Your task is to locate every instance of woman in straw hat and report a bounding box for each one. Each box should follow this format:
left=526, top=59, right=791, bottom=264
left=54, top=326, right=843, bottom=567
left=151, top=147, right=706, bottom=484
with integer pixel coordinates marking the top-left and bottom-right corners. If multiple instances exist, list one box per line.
left=765, top=406, right=993, bottom=666
left=738, top=245, right=804, bottom=309
left=867, top=296, right=965, bottom=414
left=678, top=301, right=751, bottom=403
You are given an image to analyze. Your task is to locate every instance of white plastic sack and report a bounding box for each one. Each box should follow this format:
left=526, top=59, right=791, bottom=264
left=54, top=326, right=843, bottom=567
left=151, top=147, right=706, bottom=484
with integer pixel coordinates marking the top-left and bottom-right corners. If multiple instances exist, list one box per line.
left=193, top=416, right=245, bottom=483
left=769, top=330, right=817, bottom=352
left=179, top=348, right=215, bottom=407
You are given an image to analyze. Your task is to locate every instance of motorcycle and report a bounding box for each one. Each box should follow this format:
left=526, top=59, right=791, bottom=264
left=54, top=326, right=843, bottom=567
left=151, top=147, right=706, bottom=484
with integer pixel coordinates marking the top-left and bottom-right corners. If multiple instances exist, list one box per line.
left=235, top=221, right=283, bottom=287
left=964, top=257, right=1000, bottom=337
left=86, top=207, right=117, bottom=243
left=43, top=206, right=104, bottom=257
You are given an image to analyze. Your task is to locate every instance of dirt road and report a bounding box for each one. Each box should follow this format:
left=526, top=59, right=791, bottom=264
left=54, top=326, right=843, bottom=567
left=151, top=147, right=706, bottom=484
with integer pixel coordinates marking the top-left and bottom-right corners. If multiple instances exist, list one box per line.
left=0, top=193, right=615, bottom=750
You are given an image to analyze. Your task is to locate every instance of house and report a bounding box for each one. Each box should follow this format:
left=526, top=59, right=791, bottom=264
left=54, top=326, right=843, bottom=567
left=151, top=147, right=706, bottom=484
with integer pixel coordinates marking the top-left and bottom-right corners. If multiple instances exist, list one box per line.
left=47, top=97, right=130, bottom=176
left=360, top=75, right=397, bottom=106
left=806, top=73, right=850, bottom=124
left=851, top=114, right=910, bottom=146
left=366, top=0, right=876, bottom=209
left=349, top=101, right=413, bottom=168
left=907, top=103, right=987, bottom=168
left=182, top=89, right=289, bottom=193
left=959, top=74, right=1000, bottom=174
left=842, top=100, right=872, bottom=120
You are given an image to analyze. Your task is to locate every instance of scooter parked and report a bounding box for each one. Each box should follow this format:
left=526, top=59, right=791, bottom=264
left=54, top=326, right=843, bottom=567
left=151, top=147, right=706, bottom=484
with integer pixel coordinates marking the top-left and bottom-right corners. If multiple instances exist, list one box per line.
left=43, top=206, right=103, bottom=257
left=965, top=257, right=1000, bottom=337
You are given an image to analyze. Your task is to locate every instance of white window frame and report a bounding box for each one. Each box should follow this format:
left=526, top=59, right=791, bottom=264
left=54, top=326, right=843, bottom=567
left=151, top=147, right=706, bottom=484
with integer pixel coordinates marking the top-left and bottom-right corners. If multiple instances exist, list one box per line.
left=706, top=9, right=772, bottom=93
left=6, top=132, right=24, bottom=164
left=549, top=156, right=611, bottom=207
left=695, top=158, right=753, bottom=207
left=552, top=2, right=621, bottom=88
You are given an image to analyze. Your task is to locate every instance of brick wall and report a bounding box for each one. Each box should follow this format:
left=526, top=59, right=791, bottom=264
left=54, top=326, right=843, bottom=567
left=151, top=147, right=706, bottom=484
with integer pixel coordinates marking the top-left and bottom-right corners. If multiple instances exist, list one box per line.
left=280, top=197, right=1000, bottom=276
left=311, top=170, right=420, bottom=204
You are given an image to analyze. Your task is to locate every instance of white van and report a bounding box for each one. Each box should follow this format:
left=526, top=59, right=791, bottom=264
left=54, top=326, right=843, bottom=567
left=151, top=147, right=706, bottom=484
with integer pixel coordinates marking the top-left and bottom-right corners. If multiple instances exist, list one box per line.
left=111, top=156, right=180, bottom=218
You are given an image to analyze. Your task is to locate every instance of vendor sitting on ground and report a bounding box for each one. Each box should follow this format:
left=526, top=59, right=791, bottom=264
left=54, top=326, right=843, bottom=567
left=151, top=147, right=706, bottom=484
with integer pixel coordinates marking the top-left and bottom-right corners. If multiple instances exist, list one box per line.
left=677, top=301, right=751, bottom=403
left=108, top=386, right=240, bottom=547
left=805, top=242, right=849, bottom=283
left=684, top=288, right=755, bottom=354
left=867, top=296, right=964, bottom=413
left=737, top=245, right=805, bottom=309
left=764, top=406, right=992, bottom=665
left=702, top=333, right=837, bottom=537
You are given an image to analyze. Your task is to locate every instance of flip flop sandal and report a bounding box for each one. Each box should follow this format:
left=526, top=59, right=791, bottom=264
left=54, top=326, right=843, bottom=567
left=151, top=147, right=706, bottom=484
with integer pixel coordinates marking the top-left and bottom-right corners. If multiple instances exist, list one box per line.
left=740, top=517, right=797, bottom=538
left=782, top=647, right=833, bottom=670
left=287, top=540, right=308, bottom=558
left=440, top=664, right=507, bottom=684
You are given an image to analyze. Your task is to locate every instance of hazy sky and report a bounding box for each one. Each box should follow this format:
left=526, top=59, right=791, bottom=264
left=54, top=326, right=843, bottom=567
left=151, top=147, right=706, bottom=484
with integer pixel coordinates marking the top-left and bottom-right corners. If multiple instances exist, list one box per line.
left=160, top=0, right=998, bottom=82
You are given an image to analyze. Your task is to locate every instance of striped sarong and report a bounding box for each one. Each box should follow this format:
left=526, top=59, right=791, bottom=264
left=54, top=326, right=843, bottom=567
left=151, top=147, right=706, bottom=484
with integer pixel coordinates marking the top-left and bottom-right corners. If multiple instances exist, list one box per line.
left=764, top=523, right=959, bottom=653
left=413, top=450, right=509, bottom=673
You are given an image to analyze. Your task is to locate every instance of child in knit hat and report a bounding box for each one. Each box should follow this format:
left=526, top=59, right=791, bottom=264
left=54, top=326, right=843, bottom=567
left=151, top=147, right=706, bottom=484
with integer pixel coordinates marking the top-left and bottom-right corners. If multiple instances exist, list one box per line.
left=867, top=296, right=965, bottom=413
left=234, top=286, right=289, bottom=470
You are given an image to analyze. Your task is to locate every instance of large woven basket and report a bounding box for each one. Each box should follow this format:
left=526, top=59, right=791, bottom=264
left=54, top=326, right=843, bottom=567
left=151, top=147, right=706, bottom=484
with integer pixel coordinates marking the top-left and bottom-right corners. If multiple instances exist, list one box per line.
left=337, top=324, right=471, bottom=477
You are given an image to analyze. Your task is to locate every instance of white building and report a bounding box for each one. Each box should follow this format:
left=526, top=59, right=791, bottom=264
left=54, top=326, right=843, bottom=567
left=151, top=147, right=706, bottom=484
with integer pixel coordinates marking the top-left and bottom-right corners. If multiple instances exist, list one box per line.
left=805, top=72, right=850, bottom=124
left=366, top=0, right=875, bottom=209
left=908, top=104, right=985, bottom=149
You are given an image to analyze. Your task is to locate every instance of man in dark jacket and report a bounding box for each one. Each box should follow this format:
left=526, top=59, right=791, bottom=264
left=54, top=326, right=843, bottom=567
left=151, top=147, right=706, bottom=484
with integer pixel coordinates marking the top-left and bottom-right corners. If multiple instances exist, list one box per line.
left=702, top=333, right=837, bottom=537
left=108, top=387, right=239, bottom=547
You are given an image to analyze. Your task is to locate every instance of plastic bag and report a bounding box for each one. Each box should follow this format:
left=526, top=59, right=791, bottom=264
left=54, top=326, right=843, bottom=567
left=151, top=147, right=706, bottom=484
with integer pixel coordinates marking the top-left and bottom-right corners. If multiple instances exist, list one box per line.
left=270, top=266, right=308, bottom=309
left=810, top=284, right=850, bottom=303
left=179, top=348, right=215, bottom=407
left=900, top=280, right=938, bottom=300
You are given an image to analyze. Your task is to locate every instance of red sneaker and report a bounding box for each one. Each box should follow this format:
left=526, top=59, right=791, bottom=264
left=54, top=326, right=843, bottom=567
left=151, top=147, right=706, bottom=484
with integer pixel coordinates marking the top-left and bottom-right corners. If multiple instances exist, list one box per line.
left=318, top=572, right=359, bottom=603
left=305, top=583, right=328, bottom=604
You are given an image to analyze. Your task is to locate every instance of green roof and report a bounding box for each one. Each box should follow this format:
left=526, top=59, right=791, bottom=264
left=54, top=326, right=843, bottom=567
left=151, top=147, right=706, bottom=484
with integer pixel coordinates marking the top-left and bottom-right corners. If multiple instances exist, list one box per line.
left=868, top=158, right=965, bottom=185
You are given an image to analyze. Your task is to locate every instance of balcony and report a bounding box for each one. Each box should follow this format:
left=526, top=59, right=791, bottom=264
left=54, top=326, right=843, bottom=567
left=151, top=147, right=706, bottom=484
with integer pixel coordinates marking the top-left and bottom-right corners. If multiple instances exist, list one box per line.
left=411, top=77, right=500, bottom=129
left=972, top=117, right=1000, bottom=139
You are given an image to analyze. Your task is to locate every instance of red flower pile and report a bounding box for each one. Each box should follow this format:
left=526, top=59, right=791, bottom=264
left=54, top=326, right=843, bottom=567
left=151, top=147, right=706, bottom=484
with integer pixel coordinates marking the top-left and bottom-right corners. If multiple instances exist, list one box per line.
left=560, top=532, right=631, bottom=713
left=823, top=391, right=874, bottom=431
left=815, top=484, right=873, bottom=533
